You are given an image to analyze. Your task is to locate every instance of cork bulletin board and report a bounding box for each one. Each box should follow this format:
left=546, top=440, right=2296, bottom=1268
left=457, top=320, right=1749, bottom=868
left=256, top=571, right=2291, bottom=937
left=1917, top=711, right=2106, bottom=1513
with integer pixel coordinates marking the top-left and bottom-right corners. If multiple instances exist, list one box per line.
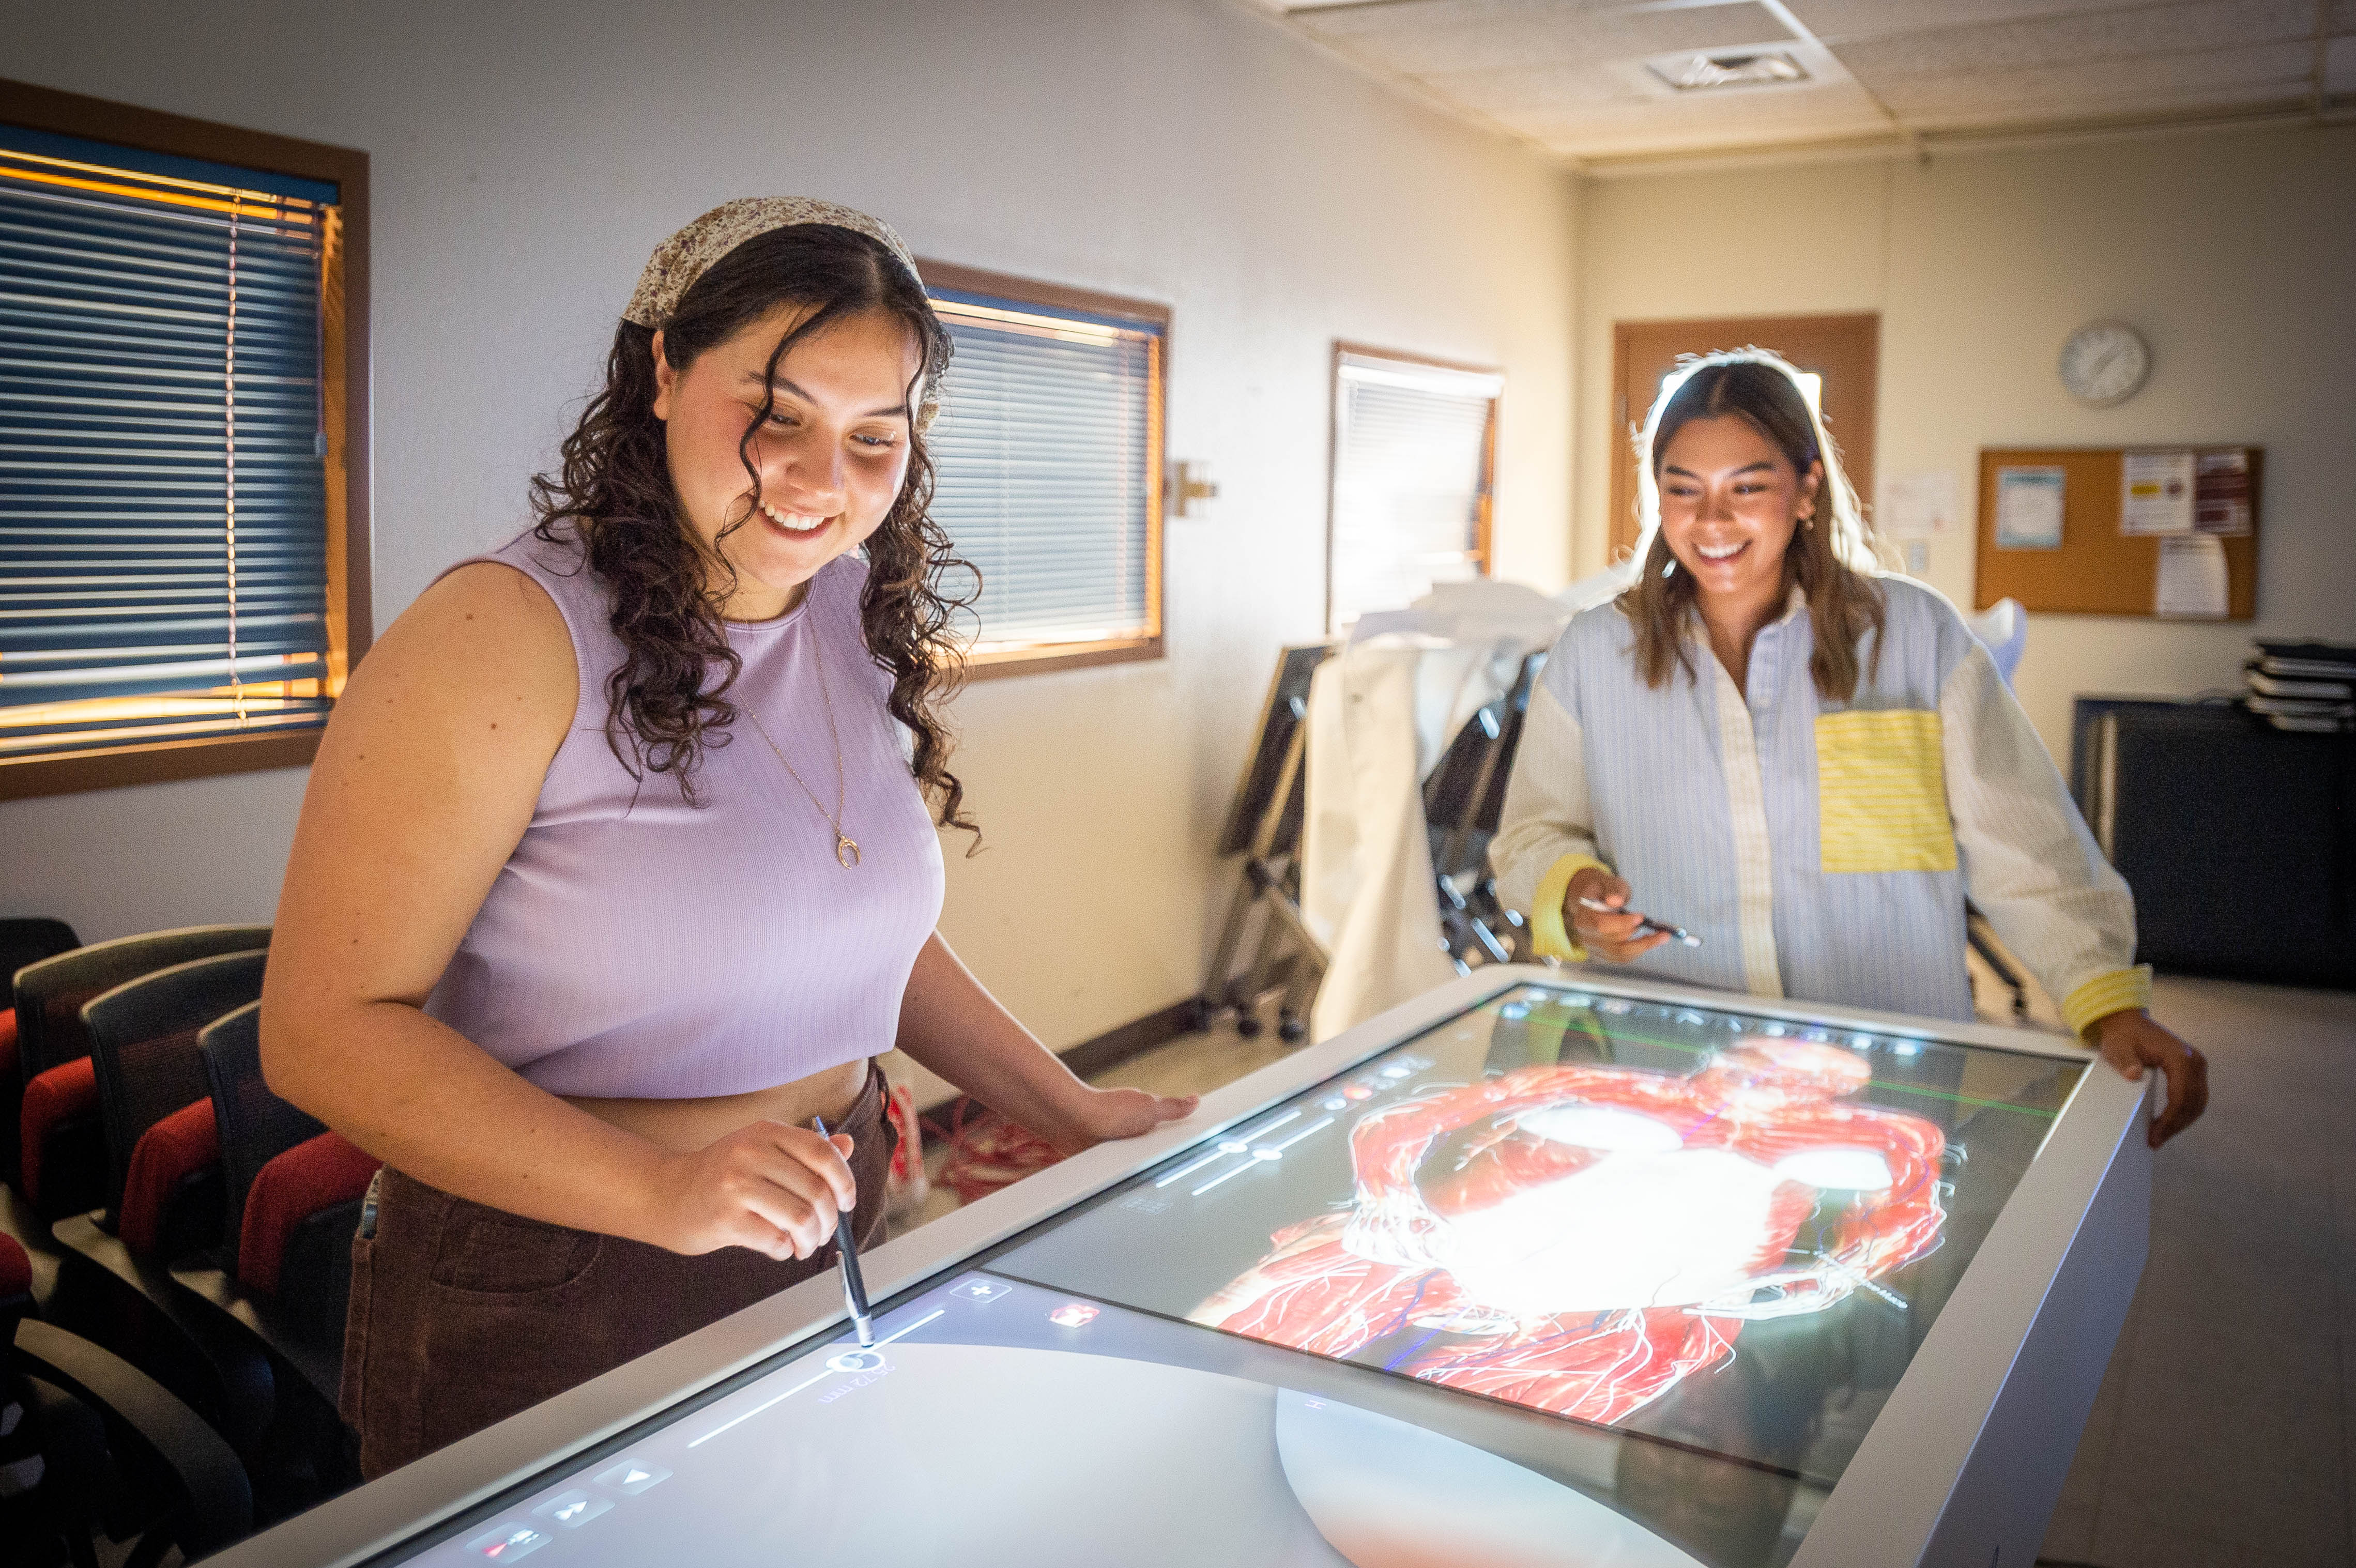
left=1973, top=446, right=2261, bottom=619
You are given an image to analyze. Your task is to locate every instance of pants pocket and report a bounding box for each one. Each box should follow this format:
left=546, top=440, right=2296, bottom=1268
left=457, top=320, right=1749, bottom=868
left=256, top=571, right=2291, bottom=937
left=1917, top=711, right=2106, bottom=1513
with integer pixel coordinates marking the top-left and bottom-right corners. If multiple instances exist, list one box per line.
left=1815, top=709, right=1957, bottom=874
left=429, top=1206, right=603, bottom=1297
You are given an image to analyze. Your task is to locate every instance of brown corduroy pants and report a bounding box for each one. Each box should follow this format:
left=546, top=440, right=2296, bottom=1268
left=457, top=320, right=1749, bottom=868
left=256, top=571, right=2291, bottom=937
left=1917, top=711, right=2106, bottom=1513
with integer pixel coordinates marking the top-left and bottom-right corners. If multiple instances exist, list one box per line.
left=341, top=1065, right=891, bottom=1479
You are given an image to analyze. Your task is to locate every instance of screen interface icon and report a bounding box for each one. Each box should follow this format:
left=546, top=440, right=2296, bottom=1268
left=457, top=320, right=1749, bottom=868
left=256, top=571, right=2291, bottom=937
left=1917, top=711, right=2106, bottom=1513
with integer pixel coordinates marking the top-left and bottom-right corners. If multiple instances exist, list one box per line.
left=464, top=1523, right=549, bottom=1561
left=591, top=1460, right=670, bottom=1496
left=529, top=1490, right=612, bottom=1529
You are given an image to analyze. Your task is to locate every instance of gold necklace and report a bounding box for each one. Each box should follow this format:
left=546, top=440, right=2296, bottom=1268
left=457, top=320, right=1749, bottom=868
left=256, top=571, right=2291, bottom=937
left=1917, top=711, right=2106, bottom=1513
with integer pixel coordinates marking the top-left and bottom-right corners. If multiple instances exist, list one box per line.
left=744, top=632, right=860, bottom=869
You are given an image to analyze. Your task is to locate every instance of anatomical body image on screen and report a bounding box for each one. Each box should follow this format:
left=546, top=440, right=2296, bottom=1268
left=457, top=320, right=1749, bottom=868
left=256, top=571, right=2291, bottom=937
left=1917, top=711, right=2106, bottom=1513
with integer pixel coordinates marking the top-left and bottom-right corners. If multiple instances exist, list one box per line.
left=1192, top=1038, right=1948, bottom=1426
left=996, top=983, right=2085, bottom=1492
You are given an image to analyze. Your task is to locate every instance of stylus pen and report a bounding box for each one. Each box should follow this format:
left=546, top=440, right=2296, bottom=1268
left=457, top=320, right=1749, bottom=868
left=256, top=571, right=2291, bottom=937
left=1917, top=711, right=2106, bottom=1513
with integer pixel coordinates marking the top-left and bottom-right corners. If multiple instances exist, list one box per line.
left=810, top=1115, right=875, bottom=1347
left=1578, top=896, right=1704, bottom=948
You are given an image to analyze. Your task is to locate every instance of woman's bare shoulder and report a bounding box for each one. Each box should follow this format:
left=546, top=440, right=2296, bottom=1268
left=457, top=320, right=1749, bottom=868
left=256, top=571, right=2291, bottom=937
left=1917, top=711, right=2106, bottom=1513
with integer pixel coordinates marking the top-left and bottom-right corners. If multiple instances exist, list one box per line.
left=325, top=560, right=580, bottom=777
left=380, top=561, right=575, bottom=699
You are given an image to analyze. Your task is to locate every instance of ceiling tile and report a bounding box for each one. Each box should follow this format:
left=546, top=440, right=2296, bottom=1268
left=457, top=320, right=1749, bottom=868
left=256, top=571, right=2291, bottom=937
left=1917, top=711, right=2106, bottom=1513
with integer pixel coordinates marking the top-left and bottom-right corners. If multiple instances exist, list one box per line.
left=1292, top=0, right=1797, bottom=76
left=1833, top=0, right=2317, bottom=82
left=1787, top=0, right=2173, bottom=41
left=1872, top=39, right=2316, bottom=120
left=1413, top=60, right=1654, bottom=112
left=1498, top=81, right=1895, bottom=148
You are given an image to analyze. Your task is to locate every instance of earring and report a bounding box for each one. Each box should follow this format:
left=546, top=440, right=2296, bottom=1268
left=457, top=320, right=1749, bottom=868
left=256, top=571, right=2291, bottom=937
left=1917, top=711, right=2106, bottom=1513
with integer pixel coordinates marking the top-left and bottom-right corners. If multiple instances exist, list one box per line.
left=1801, top=514, right=1816, bottom=531
left=1662, top=555, right=1677, bottom=579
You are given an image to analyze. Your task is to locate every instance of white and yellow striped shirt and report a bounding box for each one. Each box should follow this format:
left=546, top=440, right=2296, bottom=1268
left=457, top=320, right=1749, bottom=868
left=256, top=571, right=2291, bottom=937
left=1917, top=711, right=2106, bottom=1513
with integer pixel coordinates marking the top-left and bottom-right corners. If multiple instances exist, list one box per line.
left=1491, top=578, right=2150, bottom=1036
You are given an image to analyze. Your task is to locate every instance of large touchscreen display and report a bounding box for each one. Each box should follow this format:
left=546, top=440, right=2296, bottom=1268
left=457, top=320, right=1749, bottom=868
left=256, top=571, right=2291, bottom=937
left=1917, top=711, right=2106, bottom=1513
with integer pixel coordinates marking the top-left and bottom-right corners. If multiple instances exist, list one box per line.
left=995, top=982, right=2085, bottom=1489
left=377, top=983, right=2085, bottom=1568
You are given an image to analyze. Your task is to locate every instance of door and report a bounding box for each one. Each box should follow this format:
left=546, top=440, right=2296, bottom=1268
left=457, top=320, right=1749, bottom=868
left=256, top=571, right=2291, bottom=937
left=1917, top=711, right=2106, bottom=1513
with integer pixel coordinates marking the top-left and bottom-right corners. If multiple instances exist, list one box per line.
left=1608, top=314, right=1879, bottom=562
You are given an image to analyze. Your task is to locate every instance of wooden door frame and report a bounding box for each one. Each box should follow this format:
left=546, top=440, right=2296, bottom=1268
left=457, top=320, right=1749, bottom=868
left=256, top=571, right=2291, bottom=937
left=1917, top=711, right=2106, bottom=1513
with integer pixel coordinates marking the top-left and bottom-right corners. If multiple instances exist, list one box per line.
left=1608, top=313, right=1879, bottom=562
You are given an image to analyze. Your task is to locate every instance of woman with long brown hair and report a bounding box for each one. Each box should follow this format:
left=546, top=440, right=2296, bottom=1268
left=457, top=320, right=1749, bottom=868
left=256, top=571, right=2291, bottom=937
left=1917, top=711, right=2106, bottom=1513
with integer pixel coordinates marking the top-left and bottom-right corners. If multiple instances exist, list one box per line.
left=1492, top=349, right=2206, bottom=1145
left=260, top=200, right=1195, bottom=1475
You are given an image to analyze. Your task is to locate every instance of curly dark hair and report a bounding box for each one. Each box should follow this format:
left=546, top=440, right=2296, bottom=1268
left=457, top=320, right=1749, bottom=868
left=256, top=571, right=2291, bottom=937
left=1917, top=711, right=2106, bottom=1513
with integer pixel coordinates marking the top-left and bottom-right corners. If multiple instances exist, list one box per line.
left=527, top=223, right=978, bottom=837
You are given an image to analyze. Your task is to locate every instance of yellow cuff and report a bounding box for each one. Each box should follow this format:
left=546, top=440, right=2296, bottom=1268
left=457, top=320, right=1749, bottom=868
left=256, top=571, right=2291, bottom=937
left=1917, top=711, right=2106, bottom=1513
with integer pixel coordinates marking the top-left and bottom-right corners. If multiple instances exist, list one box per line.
left=1531, top=853, right=1611, bottom=963
left=2061, top=965, right=2153, bottom=1038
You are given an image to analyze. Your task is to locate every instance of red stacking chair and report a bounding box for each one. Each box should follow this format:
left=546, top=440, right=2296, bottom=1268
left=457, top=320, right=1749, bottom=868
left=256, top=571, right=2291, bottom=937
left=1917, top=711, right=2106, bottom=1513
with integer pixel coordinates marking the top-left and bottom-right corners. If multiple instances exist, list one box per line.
left=13, top=926, right=269, bottom=1226
left=2, top=917, right=81, bottom=1202
left=180, top=1001, right=378, bottom=1407
left=1, top=1231, right=32, bottom=1331
left=49, top=950, right=275, bottom=1459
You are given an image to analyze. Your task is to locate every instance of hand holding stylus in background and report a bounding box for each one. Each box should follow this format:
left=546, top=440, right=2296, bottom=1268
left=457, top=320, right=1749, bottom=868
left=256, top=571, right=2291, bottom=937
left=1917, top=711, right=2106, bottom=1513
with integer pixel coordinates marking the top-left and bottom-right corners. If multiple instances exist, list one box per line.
left=1565, top=866, right=1693, bottom=962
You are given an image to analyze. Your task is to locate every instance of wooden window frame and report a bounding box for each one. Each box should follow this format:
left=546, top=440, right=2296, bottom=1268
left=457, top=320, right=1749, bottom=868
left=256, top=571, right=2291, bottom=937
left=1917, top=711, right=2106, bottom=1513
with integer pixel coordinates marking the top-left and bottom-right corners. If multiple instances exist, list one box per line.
left=917, top=259, right=1167, bottom=682
left=0, top=78, right=371, bottom=802
left=1325, top=341, right=1502, bottom=636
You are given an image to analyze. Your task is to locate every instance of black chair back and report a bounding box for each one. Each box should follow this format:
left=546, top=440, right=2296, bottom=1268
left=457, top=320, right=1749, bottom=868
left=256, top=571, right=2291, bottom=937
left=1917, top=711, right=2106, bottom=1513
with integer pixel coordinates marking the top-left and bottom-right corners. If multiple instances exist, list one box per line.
left=1, top=918, right=80, bottom=995
left=82, top=951, right=269, bottom=1217
left=197, top=1003, right=327, bottom=1277
left=14, top=926, right=270, bottom=1086
left=1423, top=651, right=1546, bottom=880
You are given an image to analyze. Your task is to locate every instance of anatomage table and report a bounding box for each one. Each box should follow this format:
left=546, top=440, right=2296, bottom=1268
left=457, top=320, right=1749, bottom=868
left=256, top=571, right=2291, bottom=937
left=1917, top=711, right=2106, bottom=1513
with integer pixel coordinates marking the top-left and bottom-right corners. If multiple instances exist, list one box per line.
left=214, top=967, right=2152, bottom=1568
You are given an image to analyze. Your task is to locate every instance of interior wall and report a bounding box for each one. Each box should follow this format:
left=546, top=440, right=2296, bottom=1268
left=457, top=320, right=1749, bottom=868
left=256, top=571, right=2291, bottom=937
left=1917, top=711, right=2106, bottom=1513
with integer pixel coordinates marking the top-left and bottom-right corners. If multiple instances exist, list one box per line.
left=1574, top=124, right=2356, bottom=763
left=0, top=0, right=1577, bottom=1056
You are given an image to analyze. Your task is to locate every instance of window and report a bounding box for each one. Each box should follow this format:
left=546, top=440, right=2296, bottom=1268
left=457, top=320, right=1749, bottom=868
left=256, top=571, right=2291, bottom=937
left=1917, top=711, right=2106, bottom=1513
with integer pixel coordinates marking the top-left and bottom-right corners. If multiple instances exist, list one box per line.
left=1325, top=344, right=1502, bottom=633
left=0, top=82, right=369, bottom=801
left=920, top=262, right=1165, bottom=678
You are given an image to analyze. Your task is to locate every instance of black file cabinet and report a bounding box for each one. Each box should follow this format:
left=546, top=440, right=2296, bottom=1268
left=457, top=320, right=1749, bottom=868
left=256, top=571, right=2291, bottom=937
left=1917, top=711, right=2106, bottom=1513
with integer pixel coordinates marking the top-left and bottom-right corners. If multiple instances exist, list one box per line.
left=2071, top=698, right=2356, bottom=990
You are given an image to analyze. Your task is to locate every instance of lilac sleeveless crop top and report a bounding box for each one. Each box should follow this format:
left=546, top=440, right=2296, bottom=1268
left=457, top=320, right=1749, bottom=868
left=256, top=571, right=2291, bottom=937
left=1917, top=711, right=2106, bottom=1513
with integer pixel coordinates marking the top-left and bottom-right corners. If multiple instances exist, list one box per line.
left=423, top=526, right=946, bottom=1099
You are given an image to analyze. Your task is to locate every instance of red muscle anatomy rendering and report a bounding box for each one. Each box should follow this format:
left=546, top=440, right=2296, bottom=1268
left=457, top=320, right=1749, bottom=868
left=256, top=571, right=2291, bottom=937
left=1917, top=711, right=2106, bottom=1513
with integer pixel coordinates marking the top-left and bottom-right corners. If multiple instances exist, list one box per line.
left=1192, top=1040, right=1947, bottom=1425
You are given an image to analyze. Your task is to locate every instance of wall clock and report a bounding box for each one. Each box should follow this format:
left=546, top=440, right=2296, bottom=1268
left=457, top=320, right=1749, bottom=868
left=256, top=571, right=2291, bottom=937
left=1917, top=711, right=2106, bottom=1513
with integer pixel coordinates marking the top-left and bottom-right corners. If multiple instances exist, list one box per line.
left=2058, top=320, right=2151, bottom=407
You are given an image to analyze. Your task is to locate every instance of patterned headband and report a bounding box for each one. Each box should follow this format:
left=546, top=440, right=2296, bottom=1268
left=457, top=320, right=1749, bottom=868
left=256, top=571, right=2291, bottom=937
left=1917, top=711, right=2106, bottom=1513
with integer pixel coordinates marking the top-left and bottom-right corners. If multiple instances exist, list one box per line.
left=623, top=197, right=938, bottom=429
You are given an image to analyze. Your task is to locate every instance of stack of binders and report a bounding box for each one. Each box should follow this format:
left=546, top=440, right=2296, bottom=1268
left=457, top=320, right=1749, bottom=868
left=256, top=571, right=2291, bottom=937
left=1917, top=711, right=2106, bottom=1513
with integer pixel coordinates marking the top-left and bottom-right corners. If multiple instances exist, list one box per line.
left=2243, top=639, right=2356, bottom=732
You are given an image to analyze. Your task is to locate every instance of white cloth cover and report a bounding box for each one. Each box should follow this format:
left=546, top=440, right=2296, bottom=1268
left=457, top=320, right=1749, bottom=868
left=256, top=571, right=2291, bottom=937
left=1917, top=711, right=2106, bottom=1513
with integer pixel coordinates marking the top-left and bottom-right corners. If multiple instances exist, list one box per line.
left=1303, top=581, right=1570, bottom=1041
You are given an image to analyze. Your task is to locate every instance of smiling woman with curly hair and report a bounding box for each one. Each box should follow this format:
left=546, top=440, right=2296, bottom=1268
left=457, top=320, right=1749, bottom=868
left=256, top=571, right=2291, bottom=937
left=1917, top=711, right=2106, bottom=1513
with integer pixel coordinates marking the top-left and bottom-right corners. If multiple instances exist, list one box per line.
left=258, top=200, right=1195, bottom=1477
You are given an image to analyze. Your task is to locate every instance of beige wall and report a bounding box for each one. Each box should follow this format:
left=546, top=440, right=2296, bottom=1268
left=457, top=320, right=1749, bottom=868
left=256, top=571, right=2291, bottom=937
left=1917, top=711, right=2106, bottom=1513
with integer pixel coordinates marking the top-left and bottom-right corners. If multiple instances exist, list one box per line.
left=0, top=0, right=1577, bottom=1058
left=1574, top=124, right=2356, bottom=762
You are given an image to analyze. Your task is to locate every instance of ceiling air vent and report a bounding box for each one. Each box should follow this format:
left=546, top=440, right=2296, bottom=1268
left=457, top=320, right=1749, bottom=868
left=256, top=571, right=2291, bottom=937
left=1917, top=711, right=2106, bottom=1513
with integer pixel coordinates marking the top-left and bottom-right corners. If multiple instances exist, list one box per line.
left=1649, top=51, right=1810, bottom=91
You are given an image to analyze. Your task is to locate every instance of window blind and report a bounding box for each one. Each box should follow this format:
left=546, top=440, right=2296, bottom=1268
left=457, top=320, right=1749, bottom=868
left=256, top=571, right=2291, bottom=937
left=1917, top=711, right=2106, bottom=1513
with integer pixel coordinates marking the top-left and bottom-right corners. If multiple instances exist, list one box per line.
left=926, top=290, right=1159, bottom=651
left=0, top=128, right=336, bottom=764
left=1328, top=353, right=1502, bottom=631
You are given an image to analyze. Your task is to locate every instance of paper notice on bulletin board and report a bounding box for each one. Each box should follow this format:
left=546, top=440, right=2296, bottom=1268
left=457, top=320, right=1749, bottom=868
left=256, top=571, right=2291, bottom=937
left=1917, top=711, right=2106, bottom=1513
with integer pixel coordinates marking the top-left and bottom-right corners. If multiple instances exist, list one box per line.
left=2194, top=451, right=2252, bottom=535
left=2121, top=450, right=2194, bottom=535
left=2155, top=535, right=2229, bottom=618
left=1995, top=466, right=2066, bottom=549
left=1878, top=470, right=1959, bottom=539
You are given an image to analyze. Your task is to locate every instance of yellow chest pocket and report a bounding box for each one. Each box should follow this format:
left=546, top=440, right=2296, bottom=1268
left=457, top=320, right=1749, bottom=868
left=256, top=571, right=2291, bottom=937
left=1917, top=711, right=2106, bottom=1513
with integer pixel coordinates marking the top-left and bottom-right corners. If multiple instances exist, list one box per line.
left=1815, top=709, right=1957, bottom=874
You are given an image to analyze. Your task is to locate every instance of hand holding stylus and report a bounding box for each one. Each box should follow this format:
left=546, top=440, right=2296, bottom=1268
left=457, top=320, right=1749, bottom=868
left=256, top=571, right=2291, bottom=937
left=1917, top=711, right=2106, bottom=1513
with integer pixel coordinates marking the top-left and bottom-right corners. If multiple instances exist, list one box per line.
left=1566, top=867, right=1680, bottom=962
left=641, top=1120, right=856, bottom=1263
